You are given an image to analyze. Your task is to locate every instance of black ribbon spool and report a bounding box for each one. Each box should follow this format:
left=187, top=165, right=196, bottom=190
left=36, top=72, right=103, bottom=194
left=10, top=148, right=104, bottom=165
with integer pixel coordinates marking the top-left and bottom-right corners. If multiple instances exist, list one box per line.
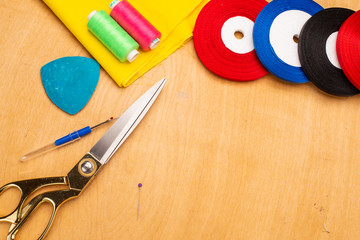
left=298, top=8, right=359, bottom=97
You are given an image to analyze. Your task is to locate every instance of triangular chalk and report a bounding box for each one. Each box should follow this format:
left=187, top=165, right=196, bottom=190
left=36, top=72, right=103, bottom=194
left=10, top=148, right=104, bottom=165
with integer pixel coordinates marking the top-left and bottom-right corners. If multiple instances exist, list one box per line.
left=41, top=56, right=100, bottom=115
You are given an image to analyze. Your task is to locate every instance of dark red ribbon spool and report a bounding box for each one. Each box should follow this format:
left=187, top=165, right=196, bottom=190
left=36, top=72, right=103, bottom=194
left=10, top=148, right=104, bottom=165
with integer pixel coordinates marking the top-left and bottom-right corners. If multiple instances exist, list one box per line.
left=193, top=0, right=268, bottom=81
left=337, top=10, right=360, bottom=90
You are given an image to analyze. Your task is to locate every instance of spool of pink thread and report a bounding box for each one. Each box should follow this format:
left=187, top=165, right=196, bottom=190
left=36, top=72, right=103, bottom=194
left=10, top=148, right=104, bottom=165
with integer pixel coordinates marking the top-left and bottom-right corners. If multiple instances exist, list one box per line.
left=110, top=0, right=161, bottom=51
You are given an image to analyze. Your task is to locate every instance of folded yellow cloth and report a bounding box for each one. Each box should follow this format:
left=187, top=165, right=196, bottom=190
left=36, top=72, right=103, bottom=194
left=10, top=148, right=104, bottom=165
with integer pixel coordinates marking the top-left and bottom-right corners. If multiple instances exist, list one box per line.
left=43, top=0, right=209, bottom=87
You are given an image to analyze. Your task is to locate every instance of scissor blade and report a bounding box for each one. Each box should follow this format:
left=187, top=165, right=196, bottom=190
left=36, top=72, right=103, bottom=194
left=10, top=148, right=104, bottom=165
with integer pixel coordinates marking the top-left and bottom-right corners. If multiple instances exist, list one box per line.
left=90, top=78, right=166, bottom=164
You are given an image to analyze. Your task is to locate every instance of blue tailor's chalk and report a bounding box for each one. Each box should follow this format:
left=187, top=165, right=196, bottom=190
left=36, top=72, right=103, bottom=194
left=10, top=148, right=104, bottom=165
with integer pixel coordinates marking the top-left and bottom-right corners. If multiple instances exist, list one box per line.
left=41, top=56, right=100, bottom=115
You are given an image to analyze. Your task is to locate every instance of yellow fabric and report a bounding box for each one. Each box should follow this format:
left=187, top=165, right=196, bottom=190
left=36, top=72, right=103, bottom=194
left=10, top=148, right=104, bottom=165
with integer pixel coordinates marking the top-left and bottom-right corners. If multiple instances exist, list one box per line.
left=43, top=0, right=209, bottom=87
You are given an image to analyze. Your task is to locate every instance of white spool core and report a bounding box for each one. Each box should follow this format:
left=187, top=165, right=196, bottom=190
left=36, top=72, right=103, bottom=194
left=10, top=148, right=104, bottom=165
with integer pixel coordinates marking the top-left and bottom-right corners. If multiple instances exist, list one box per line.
left=127, top=49, right=139, bottom=62
left=109, top=0, right=120, bottom=10
left=87, top=10, right=97, bottom=21
left=325, top=31, right=341, bottom=69
left=269, top=10, right=311, bottom=67
left=221, top=16, right=255, bottom=54
left=150, top=38, right=161, bottom=50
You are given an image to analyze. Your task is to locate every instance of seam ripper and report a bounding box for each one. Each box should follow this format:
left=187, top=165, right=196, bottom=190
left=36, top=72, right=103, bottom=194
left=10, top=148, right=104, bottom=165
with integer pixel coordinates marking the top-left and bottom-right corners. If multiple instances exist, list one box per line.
left=20, top=117, right=117, bottom=162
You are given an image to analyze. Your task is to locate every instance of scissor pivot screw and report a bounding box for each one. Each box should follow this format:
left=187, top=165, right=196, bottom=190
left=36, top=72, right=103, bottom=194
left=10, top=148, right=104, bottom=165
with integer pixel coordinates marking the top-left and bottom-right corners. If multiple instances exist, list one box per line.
left=81, top=161, right=94, bottom=174
left=77, top=157, right=98, bottom=177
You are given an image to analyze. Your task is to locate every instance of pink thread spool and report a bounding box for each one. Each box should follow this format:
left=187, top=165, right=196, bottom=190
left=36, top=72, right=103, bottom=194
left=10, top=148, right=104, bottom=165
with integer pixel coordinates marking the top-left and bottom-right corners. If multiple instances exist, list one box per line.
left=110, top=0, right=161, bottom=51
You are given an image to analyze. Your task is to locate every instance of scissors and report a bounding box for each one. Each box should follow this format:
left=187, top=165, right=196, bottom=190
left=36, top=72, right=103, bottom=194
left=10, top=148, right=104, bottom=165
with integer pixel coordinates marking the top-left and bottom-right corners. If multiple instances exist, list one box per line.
left=0, top=79, right=166, bottom=240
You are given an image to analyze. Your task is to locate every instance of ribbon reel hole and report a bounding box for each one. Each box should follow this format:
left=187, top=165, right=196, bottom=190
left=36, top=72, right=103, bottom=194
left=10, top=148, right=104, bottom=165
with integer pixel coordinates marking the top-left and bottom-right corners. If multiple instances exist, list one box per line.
left=234, top=30, right=244, bottom=40
left=293, top=34, right=299, bottom=43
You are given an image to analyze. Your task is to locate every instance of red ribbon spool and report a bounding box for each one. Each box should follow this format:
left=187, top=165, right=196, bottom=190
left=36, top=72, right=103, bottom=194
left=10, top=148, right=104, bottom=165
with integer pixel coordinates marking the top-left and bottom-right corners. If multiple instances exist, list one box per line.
left=337, top=11, right=360, bottom=90
left=193, top=0, right=268, bottom=81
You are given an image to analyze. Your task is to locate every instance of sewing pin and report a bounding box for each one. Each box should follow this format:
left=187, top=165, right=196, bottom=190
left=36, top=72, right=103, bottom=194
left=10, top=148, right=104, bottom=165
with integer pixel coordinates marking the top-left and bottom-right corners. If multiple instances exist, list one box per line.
left=137, top=183, right=142, bottom=221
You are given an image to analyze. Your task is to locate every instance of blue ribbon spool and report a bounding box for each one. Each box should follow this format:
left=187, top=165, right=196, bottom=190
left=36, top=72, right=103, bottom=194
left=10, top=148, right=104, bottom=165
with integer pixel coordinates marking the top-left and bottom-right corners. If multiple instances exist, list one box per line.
left=253, top=0, right=323, bottom=84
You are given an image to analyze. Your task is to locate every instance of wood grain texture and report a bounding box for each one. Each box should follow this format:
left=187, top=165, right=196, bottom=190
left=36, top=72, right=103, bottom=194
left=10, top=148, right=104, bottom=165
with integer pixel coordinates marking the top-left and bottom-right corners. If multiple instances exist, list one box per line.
left=1, top=0, right=360, bottom=239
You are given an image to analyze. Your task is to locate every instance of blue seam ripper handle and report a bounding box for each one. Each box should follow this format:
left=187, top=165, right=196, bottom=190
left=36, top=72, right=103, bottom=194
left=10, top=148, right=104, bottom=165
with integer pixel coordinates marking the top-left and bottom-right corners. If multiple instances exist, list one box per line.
left=55, top=126, right=92, bottom=146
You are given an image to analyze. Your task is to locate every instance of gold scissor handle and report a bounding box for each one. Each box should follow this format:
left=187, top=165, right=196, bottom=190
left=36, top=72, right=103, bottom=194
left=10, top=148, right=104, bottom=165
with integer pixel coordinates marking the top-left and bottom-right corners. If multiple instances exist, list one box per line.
left=7, top=189, right=80, bottom=240
left=0, top=177, right=68, bottom=224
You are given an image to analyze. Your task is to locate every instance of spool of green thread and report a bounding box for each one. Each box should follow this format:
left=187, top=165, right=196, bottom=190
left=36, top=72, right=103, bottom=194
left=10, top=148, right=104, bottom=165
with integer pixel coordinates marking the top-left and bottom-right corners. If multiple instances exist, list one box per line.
left=87, top=10, right=139, bottom=62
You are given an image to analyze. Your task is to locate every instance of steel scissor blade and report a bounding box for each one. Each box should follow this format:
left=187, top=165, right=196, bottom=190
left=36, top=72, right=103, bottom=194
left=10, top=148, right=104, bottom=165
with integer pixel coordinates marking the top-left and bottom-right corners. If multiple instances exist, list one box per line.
left=90, top=78, right=166, bottom=164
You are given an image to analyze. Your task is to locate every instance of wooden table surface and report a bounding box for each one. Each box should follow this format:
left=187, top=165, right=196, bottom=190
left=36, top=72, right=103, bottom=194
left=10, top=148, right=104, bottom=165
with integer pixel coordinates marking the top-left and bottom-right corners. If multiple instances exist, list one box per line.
left=1, top=0, right=360, bottom=239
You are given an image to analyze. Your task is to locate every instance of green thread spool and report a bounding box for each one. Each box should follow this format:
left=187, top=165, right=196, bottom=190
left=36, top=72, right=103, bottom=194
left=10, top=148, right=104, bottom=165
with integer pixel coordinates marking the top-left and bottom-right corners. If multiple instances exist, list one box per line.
left=87, top=10, right=139, bottom=62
